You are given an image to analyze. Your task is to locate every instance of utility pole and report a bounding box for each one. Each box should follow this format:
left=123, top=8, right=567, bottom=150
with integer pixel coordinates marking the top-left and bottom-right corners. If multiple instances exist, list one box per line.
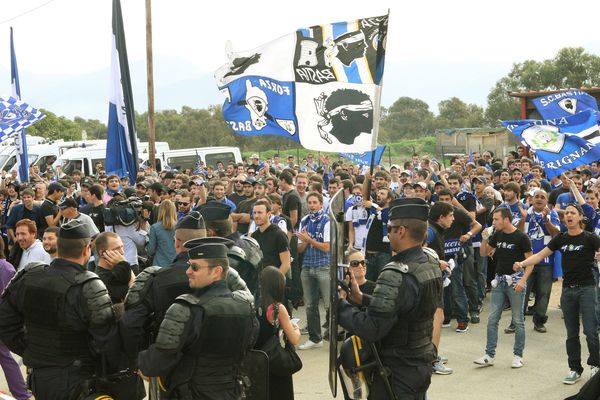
left=145, top=0, right=156, bottom=170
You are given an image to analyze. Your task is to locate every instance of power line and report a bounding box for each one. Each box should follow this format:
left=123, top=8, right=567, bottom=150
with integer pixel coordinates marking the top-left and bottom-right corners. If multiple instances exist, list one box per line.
left=0, top=0, right=58, bottom=25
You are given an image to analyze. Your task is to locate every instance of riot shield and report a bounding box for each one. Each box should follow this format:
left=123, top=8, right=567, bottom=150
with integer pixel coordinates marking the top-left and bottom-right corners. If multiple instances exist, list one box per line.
left=240, top=349, right=269, bottom=400
left=328, top=189, right=346, bottom=397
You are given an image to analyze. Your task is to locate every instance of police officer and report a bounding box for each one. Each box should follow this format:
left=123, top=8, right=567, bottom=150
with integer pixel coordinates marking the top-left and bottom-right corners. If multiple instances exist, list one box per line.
left=198, top=201, right=262, bottom=293
left=0, top=220, right=120, bottom=400
left=138, top=242, right=259, bottom=399
left=121, top=212, right=253, bottom=361
left=338, top=198, right=442, bottom=399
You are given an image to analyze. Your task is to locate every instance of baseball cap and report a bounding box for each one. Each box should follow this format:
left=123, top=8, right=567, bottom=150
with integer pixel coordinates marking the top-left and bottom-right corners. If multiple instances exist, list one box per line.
left=48, top=182, right=67, bottom=193
left=59, top=198, right=78, bottom=209
left=150, top=182, right=167, bottom=193
left=390, top=164, right=400, bottom=171
left=251, top=154, right=259, bottom=159
left=401, top=170, right=412, bottom=176
left=472, top=176, right=486, bottom=184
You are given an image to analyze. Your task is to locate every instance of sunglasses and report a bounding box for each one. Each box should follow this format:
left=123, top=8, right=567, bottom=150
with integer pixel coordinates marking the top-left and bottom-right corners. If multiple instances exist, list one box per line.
left=188, top=262, right=212, bottom=272
left=178, top=202, right=190, bottom=207
left=349, top=260, right=366, bottom=268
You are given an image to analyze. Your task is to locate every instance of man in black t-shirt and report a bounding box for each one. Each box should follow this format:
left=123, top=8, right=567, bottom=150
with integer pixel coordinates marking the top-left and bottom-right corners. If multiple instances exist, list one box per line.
left=251, top=199, right=290, bottom=276
left=39, top=182, right=66, bottom=238
left=279, top=170, right=302, bottom=230
left=476, top=207, right=532, bottom=369
left=80, top=184, right=105, bottom=233
left=518, top=203, right=600, bottom=383
left=437, top=189, right=481, bottom=333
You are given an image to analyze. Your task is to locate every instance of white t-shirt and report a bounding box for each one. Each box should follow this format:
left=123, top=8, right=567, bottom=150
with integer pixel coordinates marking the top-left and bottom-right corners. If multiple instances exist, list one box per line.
left=345, top=205, right=369, bottom=251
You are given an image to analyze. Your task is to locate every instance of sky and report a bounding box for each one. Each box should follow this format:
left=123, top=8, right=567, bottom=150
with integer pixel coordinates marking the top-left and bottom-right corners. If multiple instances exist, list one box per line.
left=0, top=0, right=599, bottom=122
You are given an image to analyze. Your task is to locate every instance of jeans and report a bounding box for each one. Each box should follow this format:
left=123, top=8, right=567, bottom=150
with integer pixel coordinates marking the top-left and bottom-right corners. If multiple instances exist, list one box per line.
left=486, top=281, right=526, bottom=358
left=561, top=285, right=599, bottom=374
left=0, top=342, right=29, bottom=400
left=474, top=248, right=487, bottom=305
left=594, top=268, right=600, bottom=326
left=301, top=265, right=331, bottom=343
left=446, top=261, right=469, bottom=324
left=461, top=251, right=480, bottom=313
left=524, top=265, right=553, bottom=325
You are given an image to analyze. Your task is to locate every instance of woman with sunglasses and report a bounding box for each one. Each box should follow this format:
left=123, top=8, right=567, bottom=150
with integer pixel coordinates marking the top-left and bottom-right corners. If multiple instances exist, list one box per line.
left=346, top=249, right=375, bottom=302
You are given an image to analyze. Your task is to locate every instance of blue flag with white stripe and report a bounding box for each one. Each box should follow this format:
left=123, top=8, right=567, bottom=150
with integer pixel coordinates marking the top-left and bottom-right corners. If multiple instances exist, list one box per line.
left=501, top=110, right=600, bottom=178
left=339, top=145, right=386, bottom=166
left=10, top=28, right=31, bottom=183
left=106, top=0, right=138, bottom=185
left=532, top=90, right=598, bottom=120
left=215, top=15, right=388, bottom=153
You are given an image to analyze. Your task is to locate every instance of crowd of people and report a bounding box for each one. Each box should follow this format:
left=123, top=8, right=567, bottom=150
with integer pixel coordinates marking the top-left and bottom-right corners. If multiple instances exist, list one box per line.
left=0, top=146, right=598, bottom=399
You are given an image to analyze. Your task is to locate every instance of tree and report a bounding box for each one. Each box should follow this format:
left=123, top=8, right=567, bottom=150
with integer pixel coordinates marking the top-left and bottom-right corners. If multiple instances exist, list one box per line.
left=73, top=117, right=108, bottom=140
left=436, top=97, right=486, bottom=128
left=381, top=97, right=435, bottom=140
left=485, top=47, right=600, bottom=124
left=26, top=109, right=81, bottom=140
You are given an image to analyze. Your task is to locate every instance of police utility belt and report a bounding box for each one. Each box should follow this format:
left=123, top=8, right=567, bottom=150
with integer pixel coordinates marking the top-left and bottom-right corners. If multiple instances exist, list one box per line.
left=491, top=271, right=524, bottom=288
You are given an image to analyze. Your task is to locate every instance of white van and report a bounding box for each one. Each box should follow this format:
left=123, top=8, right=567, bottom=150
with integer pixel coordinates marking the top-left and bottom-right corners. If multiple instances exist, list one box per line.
left=158, top=147, right=242, bottom=171
left=55, top=141, right=170, bottom=176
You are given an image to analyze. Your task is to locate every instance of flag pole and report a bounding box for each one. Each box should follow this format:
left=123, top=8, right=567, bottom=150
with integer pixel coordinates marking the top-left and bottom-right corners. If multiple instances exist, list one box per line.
left=145, top=0, right=156, bottom=171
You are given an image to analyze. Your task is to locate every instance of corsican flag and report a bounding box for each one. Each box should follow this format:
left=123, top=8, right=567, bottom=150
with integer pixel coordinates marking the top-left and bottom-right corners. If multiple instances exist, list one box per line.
left=532, top=90, right=598, bottom=120
left=10, top=28, right=31, bottom=183
left=501, top=110, right=600, bottom=178
left=339, top=144, right=386, bottom=166
left=106, top=0, right=139, bottom=185
left=215, top=14, right=388, bottom=153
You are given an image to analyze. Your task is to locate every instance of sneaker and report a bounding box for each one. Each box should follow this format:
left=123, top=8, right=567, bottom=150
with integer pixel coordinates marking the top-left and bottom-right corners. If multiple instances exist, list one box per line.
left=442, top=319, right=451, bottom=328
left=563, top=370, right=581, bottom=385
left=591, top=366, right=599, bottom=378
left=534, top=323, right=547, bottom=333
left=298, top=339, right=323, bottom=350
left=456, top=322, right=469, bottom=333
left=300, top=327, right=309, bottom=335
left=470, top=313, right=480, bottom=324
left=504, top=323, right=516, bottom=334
left=439, top=355, right=449, bottom=364
left=432, top=360, right=453, bottom=375
left=511, top=355, right=523, bottom=369
left=474, top=354, right=495, bottom=367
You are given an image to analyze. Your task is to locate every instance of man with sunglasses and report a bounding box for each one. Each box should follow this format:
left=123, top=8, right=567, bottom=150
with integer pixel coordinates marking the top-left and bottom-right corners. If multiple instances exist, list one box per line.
left=338, top=198, right=442, bottom=400
left=0, top=220, right=121, bottom=399
left=122, top=213, right=253, bottom=361
left=138, top=242, right=258, bottom=399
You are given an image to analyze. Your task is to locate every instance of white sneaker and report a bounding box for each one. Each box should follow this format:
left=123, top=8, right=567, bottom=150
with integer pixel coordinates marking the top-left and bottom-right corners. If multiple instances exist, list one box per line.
left=563, top=370, right=581, bottom=385
left=511, top=355, right=523, bottom=369
left=298, top=339, right=323, bottom=350
left=473, top=354, right=495, bottom=367
left=591, top=366, right=599, bottom=378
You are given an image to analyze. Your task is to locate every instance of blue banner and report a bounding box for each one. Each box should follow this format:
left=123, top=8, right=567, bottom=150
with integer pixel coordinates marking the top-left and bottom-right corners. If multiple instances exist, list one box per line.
left=10, top=28, right=29, bottom=183
left=502, top=110, right=600, bottom=178
left=532, top=90, right=598, bottom=120
left=339, top=145, right=386, bottom=165
left=106, top=0, right=139, bottom=184
left=215, top=15, right=388, bottom=153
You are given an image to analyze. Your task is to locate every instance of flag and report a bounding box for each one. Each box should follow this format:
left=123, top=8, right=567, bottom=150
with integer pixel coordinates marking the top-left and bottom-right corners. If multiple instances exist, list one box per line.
left=339, top=144, right=386, bottom=166
left=0, top=96, right=45, bottom=138
left=501, top=110, right=600, bottom=178
left=10, top=28, right=30, bottom=183
left=215, top=14, right=388, bottom=152
left=193, top=150, right=203, bottom=174
left=532, top=90, right=598, bottom=120
left=106, top=0, right=138, bottom=185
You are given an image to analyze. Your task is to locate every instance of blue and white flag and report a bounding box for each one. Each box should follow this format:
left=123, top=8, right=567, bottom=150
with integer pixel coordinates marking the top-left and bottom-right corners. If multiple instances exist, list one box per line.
left=532, top=90, right=598, bottom=120
left=215, top=15, right=388, bottom=152
left=501, top=110, right=600, bottom=178
left=10, top=28, right=32, bottom=183
left=339, top=144, right=386, bottom=166
left=106, top=0, right=139, bottom=185
left=0, top=96, right=45, bottom=138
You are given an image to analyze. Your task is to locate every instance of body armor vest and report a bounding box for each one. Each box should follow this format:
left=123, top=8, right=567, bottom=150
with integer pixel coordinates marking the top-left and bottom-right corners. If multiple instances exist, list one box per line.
left=173, top=290, right=256, bottom=390
left=22, top=267, right=97, bottom=368
left=380, top=253, right=442, bottom=366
